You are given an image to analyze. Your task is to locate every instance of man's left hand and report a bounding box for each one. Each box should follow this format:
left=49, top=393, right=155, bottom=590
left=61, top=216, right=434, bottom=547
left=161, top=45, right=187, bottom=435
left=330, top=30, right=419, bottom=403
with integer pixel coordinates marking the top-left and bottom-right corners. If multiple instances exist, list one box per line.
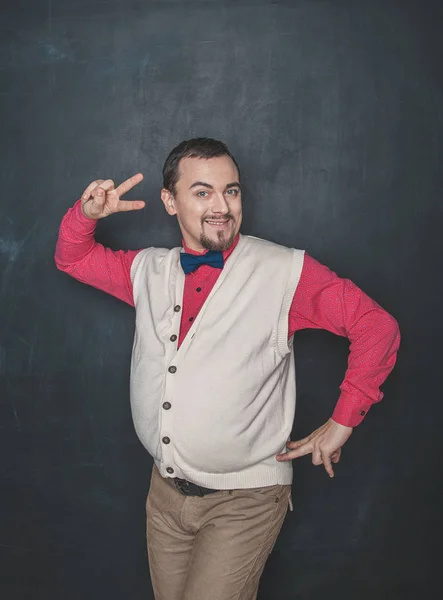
left=275, top=419, right=353, bottom=478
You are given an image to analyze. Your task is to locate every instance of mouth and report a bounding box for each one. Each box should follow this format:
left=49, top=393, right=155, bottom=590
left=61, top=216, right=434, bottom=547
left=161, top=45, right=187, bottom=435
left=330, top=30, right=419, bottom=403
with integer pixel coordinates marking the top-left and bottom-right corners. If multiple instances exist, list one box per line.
left=204, top=219, right=232, bottom=229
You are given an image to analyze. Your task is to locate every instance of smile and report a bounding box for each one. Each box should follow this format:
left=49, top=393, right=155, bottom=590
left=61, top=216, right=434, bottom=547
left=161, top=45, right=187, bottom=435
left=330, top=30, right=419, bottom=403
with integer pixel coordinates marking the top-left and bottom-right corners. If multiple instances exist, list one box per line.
left=205, top=220, right=231, bottom=228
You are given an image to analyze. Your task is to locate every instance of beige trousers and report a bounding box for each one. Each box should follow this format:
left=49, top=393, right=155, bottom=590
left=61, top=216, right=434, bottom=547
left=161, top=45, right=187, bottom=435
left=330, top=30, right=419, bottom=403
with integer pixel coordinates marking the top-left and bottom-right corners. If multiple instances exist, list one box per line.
left=146, top=464, right=291, bottom=600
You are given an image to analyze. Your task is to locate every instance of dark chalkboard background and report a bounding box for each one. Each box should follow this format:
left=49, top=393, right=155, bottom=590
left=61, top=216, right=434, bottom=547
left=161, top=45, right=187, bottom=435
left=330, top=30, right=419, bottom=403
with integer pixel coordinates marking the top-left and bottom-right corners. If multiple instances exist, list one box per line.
left=1, top=1, right=442, bottom=598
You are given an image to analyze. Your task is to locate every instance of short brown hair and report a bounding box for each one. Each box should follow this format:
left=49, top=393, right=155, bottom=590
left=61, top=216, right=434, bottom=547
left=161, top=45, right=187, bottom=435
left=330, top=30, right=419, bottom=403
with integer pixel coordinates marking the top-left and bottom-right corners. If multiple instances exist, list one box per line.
left=162, top=137, right=240, bottom=194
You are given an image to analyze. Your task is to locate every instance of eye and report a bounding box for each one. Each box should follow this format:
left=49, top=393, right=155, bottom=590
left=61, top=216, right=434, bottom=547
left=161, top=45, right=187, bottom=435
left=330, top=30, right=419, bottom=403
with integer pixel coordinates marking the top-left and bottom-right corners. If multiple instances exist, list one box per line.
left=197, top=190, right=208, bottom=198
left=226, top=188, right=239, bottom=196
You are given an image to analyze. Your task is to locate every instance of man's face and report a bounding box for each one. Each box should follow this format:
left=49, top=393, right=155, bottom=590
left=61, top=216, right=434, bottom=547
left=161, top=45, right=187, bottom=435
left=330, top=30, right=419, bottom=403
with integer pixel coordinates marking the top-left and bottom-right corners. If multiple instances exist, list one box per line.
left=161, top=155, right=242, bottom=252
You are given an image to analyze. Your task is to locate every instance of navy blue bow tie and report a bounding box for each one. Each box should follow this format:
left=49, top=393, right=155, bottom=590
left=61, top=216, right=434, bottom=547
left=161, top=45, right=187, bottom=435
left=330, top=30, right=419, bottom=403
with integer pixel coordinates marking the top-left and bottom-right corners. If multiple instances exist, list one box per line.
left=180, top=250, right=224, bottom=274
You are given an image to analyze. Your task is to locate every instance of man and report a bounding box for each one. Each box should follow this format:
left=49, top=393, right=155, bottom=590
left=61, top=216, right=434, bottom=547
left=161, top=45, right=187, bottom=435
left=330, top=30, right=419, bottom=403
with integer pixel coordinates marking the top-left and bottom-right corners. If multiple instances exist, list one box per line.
left=55, top=138, right=400, bottom=600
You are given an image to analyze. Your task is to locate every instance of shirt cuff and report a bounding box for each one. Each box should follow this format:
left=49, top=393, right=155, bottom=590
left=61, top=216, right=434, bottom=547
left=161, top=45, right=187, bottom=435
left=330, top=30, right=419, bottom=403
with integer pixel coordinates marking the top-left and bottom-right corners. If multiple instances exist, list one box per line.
left=71, top=198, right=98, bottom=230
left=331, top=390, right=381, bottom=427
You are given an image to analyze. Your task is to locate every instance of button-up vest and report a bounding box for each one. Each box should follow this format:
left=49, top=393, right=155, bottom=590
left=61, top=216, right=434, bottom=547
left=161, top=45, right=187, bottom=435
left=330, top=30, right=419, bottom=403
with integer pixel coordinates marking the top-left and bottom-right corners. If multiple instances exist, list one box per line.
left=130, top=234, right=305, bottom=489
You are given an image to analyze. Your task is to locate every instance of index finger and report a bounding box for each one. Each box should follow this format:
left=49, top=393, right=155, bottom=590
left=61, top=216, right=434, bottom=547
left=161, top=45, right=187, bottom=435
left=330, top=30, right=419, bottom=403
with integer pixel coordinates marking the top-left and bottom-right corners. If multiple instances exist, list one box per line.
left=276, top=441, right=313, bottom=461
left=321, top=452, right=335, bottom=478
left=115, top=173, right=144, bottom=197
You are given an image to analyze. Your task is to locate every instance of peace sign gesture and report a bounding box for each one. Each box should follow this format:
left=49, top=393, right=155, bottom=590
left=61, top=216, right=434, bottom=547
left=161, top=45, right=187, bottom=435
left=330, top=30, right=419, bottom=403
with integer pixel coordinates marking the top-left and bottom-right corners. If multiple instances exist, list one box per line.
left=81, top=173, right=146, bottom=220
left=276, top=419, right=353, bottom=478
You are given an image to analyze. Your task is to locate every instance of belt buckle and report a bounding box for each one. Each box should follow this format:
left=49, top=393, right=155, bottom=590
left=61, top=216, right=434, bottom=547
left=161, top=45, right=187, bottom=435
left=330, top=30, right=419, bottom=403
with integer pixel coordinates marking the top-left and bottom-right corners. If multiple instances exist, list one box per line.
left=175, top=479, right=193, bottom=496
left=175, top=478, right=205, bottom=497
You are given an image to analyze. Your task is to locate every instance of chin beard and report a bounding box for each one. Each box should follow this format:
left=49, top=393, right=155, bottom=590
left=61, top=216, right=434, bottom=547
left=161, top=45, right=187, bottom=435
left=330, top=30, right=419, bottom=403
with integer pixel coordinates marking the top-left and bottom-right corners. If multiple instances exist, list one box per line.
left=200, top=229, right=236, bottom=252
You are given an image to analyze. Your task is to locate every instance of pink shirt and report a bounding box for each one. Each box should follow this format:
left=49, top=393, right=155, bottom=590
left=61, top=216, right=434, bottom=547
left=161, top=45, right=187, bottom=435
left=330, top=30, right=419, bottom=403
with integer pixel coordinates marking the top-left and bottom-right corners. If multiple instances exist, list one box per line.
left=55, top=200, right=400, bottom=427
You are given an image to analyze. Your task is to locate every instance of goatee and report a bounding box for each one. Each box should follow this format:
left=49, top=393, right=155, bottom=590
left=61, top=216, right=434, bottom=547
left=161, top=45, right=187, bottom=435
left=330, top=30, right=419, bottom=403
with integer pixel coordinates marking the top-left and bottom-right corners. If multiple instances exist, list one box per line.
left=200, top=227, right=236, bottom=252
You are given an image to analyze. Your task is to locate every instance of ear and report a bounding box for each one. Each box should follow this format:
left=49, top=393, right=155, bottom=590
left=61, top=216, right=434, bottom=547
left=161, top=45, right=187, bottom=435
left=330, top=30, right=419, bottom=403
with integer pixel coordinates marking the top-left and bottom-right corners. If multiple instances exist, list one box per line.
left=161, top=188, right=177, bottom=216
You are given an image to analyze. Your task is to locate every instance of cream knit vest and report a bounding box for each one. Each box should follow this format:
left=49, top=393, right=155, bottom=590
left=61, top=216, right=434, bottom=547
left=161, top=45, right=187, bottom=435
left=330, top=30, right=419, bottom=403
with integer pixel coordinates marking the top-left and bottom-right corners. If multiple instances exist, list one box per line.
left=130, top=234, right=305, bottom=488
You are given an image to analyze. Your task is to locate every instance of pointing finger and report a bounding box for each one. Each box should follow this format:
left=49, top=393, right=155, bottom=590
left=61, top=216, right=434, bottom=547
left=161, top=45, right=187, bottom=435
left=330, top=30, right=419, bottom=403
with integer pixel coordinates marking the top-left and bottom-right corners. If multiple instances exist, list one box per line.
left=322, top=452, right=335, bottom=478
left=276, top=441, right=313, bottom=461
left=116, top=199, right=146, bottom=212
left=115, top=173, right=144, bottom=198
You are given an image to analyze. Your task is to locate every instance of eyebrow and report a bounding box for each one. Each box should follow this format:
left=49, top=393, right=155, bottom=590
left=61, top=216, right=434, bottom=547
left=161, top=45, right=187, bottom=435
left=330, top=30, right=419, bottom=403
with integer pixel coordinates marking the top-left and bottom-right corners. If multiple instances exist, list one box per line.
left=189, top=181, right=241, bottom=190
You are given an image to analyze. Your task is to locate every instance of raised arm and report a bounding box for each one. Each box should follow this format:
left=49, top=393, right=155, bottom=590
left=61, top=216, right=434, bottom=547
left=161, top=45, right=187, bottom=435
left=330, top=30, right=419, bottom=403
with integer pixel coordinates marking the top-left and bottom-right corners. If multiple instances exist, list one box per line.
left=54, top=174, right=146, bottom=306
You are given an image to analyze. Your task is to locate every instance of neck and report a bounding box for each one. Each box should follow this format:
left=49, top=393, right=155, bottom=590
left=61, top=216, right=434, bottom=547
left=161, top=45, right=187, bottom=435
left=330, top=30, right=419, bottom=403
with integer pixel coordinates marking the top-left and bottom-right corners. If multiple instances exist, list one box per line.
left=182, top=233, right=240, bottom=257
left=182, top=240, right=207, bottom=254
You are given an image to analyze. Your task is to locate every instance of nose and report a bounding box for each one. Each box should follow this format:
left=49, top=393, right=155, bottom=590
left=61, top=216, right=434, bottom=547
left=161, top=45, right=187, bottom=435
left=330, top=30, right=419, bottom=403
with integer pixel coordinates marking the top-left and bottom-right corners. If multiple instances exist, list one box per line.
left=210, top=193, right=229, bottom=215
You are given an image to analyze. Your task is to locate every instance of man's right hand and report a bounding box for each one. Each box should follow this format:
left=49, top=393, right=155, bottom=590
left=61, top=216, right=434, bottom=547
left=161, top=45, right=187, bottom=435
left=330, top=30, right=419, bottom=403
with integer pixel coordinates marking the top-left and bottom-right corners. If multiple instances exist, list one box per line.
left=81, top=173, right=146, bottom=220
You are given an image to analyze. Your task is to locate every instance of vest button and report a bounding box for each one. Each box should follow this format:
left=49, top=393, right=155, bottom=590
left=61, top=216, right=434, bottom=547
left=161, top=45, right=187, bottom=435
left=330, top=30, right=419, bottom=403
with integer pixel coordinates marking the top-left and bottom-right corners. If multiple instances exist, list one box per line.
left=174, top=305, right=181, bottom=312
left=162, top=402, right=171, bottom=410
left=168, top=366, right=177, bottom=374
left=360, top=410, right=366, bottom=416
left=196, top=287, right=202, bottom=292
left=162, top=436, right=170, bottom=444
left=166, top=467, right=174, bottom=474
left=170, top=334, right=177, bottom=342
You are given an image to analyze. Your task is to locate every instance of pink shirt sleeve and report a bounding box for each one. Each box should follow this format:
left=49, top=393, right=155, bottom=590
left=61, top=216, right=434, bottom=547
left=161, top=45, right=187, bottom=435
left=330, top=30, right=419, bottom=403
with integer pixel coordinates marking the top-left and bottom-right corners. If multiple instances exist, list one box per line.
left=55, top=204, right=400, bottom=428
left=289, top=253, right=400, bottom=427
left=54, top=199, right=142, bottom=307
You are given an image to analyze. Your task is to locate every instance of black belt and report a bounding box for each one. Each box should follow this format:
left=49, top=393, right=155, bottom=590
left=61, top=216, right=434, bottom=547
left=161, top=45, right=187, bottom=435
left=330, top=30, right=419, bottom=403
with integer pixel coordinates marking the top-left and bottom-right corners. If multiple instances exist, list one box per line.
left=173, top=477, right=221, bottom=497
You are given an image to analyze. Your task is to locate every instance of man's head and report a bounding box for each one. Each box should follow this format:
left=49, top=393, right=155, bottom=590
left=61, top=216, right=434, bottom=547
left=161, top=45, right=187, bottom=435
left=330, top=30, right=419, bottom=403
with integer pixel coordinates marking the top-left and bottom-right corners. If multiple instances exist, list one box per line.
left=161, top=138, right=242, bottom=252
